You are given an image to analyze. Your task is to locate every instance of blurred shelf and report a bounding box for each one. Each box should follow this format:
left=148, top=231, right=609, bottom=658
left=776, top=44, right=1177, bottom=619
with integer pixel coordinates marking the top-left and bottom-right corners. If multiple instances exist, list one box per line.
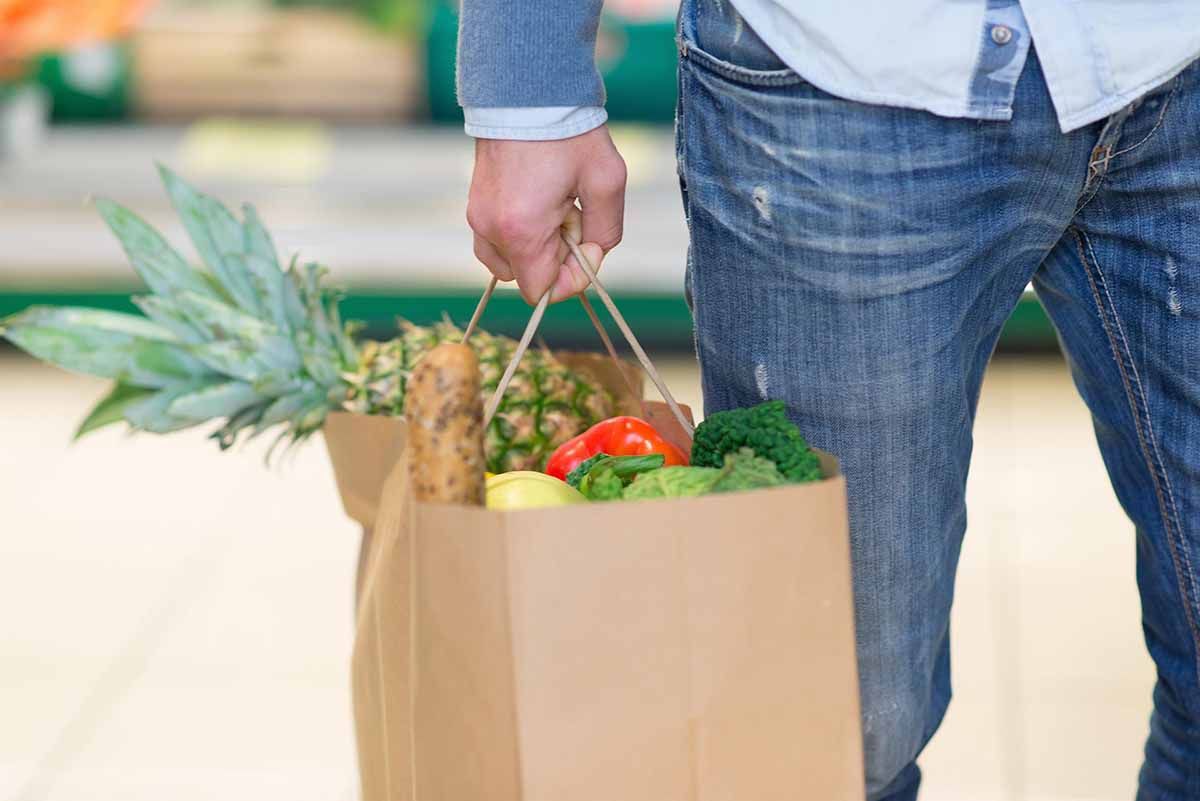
left=0, top=124, right=1060, bottom=352
left=0, top=286, right=1058, bottom=352
left=133, top=8, right=421, bottom=120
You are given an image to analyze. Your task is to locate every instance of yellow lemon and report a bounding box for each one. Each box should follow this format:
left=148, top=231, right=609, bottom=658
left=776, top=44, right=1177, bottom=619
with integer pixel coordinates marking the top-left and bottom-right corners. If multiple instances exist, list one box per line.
left=485, top=471, right=587, bottom=510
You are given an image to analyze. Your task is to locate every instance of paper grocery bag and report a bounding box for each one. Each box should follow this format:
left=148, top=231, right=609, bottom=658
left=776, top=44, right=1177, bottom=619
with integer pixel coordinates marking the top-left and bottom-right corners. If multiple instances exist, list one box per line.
left=323, top=348, right=863, bottom=800
left=323, top=351, right=647, bottom=601
left=341, top=449, right=863, bottom=800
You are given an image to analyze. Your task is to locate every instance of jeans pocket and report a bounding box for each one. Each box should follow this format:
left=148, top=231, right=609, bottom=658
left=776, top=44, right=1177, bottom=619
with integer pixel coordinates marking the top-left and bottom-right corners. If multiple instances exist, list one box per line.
left=677, top=0, right=807, bottom=88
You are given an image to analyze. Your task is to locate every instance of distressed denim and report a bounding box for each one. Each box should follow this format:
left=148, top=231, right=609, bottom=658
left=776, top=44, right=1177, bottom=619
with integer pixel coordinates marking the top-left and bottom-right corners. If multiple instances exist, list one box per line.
left=676, top=1, right=1200, bottom=798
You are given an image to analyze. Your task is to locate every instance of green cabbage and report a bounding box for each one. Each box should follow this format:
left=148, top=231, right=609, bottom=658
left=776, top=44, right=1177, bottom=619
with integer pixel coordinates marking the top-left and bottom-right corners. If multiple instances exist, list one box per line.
left=621, top=448, right=785, bottom=500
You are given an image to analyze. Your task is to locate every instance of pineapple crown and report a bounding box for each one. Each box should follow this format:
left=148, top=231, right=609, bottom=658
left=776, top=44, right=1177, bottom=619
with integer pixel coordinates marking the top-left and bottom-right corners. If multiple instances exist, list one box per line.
left=1, top=165, right=360, bottom=452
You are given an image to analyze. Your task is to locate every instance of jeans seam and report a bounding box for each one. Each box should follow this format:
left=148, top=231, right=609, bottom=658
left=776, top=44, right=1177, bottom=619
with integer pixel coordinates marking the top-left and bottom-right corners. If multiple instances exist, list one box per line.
left=1073, top=167, right=1106, bottom=217
left=1108, top=75, right=1181, bottom=161
left=1071, top=227, right=1200, bottom=679
left=1073, top=76, right=1181, bottom=218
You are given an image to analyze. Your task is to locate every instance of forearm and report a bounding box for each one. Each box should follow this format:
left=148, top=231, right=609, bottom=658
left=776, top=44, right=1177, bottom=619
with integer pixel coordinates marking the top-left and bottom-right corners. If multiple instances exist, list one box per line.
left=456, top=0, right=606, bottom=108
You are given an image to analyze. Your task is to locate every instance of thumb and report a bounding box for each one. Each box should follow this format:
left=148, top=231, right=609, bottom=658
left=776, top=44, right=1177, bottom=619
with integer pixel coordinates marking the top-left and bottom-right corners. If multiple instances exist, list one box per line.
left=550, top=241, right=605, bottom=303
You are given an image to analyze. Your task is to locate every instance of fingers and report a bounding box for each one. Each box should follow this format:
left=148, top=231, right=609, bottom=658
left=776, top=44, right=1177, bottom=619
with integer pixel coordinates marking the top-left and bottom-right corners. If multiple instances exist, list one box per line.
left=550, top=241, right=606, bottom=304
left=473, top=234, right=514, bottom=282
left=509, top=226, right=568, bottom=304
left=578, top=152, right=627, bottom=252
left=469, top=201, right=561, bottom=301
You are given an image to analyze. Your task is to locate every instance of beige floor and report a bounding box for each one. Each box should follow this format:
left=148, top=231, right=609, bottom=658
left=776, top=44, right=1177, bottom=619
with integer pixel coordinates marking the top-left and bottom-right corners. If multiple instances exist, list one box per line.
left=0, top=352, right=1154, bottom=801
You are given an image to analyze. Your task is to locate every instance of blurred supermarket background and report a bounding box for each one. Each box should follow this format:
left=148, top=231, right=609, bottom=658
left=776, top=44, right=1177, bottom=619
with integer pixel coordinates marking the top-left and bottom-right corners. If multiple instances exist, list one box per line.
left=0, top=1, right=1156, bottom=800
left=0, top=0, right=1059, bottom=347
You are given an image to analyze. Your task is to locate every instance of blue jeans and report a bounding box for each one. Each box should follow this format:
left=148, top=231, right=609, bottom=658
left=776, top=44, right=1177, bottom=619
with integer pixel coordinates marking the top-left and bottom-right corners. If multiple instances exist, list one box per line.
left=677, top=1, right=1200, bottom=798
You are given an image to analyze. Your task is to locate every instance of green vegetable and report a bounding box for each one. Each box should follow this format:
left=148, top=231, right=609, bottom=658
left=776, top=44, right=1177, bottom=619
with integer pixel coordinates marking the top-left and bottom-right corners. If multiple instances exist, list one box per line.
left=567, top=453, right=666, bottom=501
left=708, top=448, right=787, bottom=493
left=622, top=465, right=720, bottom=500
left=565, top=453, right=609, bottom=489
left=621, top=448, right=786, bottom=500
left=689, top=400, right=822, bottom=483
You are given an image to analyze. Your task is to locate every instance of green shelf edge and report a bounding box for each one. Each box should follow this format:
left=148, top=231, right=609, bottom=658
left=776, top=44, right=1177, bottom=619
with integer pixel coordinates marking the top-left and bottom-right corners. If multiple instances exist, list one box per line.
left=0, top=288, right=1059, bottom=351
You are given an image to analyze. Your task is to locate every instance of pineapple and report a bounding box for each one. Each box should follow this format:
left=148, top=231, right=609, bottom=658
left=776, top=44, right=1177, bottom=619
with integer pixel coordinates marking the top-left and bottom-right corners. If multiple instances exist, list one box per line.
left=0, top=166, right=612, bottom=472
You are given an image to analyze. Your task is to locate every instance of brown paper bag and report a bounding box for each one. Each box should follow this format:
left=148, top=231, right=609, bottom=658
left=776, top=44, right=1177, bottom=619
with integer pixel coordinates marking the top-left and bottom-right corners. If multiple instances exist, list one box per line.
left=373, top=475, right=862, bottom=801
left=326, top=428, right=863, bottom=799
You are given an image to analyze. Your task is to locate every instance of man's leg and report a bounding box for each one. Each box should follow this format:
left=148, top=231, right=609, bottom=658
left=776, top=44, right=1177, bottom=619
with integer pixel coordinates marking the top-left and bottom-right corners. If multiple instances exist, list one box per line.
left=675, top=2, right=1097, bottom=796
left=1032, top=61, right=1200, bottom=799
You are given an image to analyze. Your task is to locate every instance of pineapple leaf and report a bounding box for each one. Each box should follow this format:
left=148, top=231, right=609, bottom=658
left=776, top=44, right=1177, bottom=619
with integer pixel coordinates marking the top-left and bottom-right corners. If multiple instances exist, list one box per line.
left=2, top=307, right=214, bottom=388
left=242, top=203, right=280, bottom=269
left=168, top=381, right=264, bottom=421
left=255, top=385, right=325, bottom=432
left=300, top=262, right=338, bottom=350
left=295, top=330, right=341, bottom=387
left=74, top=383, right=157, bottom=439
left=325, top=292, right=359, bottom=366
left=228, top=252, right=292, bottom=336
left=132, top=295, right=207, bottom=344
left=128, top=341, right=216, bottom=387
left=256, top=334, right=302, bottom=373
left=5, top=305, right=175, bottom=342
left=294, top=400, right=330, bottom=435
left=188, top=341, right=269, bottom=383
left=281, top=260, right=310, bottom=335
left=125, top=381, right=210, bottom=433
left=94, top=198, right=216, bottom=300
left=250, top=369, right=303, bottom=397
left=211, top=400, right=272, bottom=450
left=157, top=165, right=261, bottom=315
left=170, top=291, right=274, bottom=345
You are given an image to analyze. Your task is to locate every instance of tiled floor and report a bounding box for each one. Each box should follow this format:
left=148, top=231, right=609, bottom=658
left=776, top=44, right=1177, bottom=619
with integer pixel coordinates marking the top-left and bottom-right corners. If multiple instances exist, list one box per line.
left=0, top=352, right=1155, bottom=800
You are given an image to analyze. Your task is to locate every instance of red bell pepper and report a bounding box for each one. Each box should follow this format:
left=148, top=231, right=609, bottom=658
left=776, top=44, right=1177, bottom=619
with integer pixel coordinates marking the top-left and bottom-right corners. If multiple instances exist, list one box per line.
left=544, top=416, right=689, bottom=480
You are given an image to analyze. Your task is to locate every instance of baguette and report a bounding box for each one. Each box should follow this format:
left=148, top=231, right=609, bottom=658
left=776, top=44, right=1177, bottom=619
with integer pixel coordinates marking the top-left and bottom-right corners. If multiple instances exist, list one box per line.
left=405, top=343, right=487, bottom=505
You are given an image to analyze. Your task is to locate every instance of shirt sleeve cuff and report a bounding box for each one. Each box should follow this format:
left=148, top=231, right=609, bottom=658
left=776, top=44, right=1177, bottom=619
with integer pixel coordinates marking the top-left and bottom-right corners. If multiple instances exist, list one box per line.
left=463, top=106, right=608, bottom=141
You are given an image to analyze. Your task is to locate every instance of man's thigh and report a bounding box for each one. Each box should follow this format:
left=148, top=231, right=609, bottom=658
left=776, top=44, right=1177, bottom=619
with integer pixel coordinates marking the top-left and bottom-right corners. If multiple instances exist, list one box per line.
left=676, top=9, right=1092, bottom=795
left=1032, top=62, right=1200, bottom=797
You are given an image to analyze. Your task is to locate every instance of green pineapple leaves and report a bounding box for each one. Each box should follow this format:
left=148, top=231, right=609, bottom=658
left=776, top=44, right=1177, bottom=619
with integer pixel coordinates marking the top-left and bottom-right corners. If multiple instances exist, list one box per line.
left=1, top=167, right=362, bottom=451
left=158, top=164, right=261, bottom=315
left=94, top=198, right=216, bottom=302
left=74, top=383, right=159, bottom=439
left=2, top=306, right=215, bottom=387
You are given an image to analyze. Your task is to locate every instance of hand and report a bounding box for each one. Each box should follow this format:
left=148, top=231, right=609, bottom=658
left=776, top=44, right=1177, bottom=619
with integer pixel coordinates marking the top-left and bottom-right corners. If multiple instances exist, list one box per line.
left=467, top=126, right=628, bottom=304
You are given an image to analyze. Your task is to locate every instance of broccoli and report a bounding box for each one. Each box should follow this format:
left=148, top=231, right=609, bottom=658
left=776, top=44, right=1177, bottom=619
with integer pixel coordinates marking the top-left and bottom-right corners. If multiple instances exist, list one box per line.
left=690, top=400, right=822, bottom=483
left=708, top=448, right=787, bottom=493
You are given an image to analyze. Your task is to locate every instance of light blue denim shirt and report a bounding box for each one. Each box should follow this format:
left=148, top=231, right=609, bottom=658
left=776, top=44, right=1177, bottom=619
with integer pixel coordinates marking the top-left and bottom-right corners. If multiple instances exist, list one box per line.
left=458, top=0, right=1200, bottom=139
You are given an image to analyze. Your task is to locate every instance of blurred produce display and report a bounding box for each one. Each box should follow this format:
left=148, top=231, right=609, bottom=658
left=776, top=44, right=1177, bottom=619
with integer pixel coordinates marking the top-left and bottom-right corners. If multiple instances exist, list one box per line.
left=0, top=0, right=149, bottom=64
left=35, top=41, right=132, bottom=120
left=1, top=1, right=149, bottom=133
left=132, top=4, right=419, bottom=119
left=0, top=78, right=47, bottom=156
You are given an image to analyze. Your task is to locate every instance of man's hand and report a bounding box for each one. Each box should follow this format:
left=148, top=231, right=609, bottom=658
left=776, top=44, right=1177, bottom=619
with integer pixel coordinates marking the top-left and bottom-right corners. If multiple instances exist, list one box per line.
left=467, top=126, right=627, bottom=304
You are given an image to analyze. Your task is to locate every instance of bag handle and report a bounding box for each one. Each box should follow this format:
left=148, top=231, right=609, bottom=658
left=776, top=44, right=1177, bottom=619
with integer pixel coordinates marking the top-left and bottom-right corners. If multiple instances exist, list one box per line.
left=462, top=230, right=695, bottom=440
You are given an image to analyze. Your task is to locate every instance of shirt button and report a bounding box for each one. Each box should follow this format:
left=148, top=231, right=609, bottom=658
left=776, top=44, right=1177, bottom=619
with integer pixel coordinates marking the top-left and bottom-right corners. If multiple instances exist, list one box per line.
left=991, top=25, right=1013, bottom=45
